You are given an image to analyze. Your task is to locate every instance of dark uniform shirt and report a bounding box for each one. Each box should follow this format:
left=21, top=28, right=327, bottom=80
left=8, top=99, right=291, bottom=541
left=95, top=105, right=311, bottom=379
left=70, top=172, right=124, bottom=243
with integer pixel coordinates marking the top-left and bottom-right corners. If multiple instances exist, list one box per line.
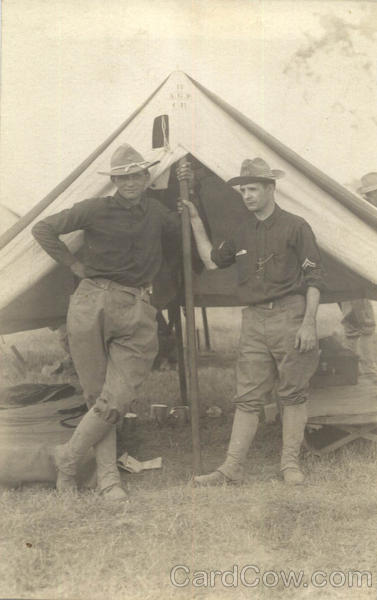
left=211, top=203, right=323, bottom=305
left=32, top=192, right=180, bottom=288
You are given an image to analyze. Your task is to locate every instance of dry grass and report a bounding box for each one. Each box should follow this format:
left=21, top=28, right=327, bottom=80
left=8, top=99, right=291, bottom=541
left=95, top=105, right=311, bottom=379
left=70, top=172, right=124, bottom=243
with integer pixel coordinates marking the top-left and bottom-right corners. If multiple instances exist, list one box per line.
left=0, top=307, right=377, bottom=599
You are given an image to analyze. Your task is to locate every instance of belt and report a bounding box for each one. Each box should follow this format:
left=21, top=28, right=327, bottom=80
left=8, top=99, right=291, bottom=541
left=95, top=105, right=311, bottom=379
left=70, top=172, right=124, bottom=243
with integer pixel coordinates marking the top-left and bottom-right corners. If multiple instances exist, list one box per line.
left=250, top=294, right=304, bottom=310
left=118, top=283, right=153, bottom=296
left=257, top=301, right=275, bottom=309
left=90, top=278, right=153, bottom=296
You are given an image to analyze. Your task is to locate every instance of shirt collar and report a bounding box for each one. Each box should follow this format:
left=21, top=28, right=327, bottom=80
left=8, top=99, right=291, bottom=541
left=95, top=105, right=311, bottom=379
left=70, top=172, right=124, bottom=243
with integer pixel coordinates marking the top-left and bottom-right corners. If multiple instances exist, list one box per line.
left=113, top=191, right=148, bottom=213
left=255, top=203, right=282, bottom=229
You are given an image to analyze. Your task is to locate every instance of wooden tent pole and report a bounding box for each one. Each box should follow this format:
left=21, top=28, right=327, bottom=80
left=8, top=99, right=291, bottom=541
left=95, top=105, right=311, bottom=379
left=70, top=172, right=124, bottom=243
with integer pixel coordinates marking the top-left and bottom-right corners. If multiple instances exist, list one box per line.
left=179, top=158, right=202, bottom=475
left=173, top=304, right=188, bottom=405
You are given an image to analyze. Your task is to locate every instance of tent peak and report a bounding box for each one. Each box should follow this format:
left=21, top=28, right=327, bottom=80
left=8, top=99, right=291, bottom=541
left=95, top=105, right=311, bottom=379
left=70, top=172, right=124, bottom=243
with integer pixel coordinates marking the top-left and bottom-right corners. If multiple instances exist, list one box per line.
left=166, top=70, right=191, bottom=83
left=168, top=69, right=189, bottom=75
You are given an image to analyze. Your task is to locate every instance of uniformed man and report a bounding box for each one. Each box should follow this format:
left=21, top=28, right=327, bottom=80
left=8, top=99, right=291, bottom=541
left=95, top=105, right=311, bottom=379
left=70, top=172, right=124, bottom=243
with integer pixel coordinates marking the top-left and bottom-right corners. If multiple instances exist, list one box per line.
left=32, top=144, right=180, bottom=500
left=177, top=157, right=323, bottom=485
left=340, top=172, right=377, bottom=377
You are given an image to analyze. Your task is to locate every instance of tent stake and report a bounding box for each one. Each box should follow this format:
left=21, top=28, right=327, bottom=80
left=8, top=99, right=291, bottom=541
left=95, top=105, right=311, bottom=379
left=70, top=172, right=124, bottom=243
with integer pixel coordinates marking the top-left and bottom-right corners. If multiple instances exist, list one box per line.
left=179, top=158, right=202, bottom=475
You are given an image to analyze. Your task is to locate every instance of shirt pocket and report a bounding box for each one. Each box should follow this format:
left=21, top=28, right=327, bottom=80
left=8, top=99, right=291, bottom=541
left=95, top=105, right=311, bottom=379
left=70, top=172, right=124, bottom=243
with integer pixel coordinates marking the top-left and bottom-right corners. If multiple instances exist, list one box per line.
left=235, top=253, right=251, bottom=285
left=265, top=251, right=297, bottom=284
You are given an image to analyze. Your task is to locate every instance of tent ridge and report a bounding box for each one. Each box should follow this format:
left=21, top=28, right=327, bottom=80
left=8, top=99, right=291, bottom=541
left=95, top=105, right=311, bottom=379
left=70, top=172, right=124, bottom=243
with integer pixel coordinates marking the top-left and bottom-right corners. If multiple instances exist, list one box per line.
left=188, top=75, right=377, bottom=231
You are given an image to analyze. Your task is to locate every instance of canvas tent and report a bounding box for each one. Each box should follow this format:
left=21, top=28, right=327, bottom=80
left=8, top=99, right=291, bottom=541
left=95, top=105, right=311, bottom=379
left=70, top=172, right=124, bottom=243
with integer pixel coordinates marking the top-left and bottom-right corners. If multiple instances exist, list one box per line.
left=0, top=204, right=18, bottom=236
left=0, top=70, right=377, bottom=335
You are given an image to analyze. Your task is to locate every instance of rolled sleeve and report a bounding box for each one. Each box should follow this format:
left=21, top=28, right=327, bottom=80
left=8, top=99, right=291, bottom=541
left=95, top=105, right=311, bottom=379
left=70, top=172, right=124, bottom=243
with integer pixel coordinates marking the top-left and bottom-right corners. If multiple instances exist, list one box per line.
left=211, top=240, right=236, bottom=269
left=295, top=221, right=323, bottom=291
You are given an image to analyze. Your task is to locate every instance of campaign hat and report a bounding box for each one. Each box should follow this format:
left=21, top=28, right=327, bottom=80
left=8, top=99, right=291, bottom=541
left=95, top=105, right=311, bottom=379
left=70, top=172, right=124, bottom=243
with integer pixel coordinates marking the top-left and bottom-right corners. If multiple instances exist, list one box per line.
left=228, top=157, right=285, bottom=186
left=98, top=144, right=160, bottom=176
left=357, top=172, right=377, bottom=195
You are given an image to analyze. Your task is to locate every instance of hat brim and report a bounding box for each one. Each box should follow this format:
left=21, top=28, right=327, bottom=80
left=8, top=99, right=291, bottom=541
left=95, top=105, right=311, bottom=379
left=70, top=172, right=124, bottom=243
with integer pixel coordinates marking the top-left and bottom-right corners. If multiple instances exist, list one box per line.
left=227, top=169, right=285, bottom=187
left=357, top=183, right=377, bottom=195
left=98, top=160, right=160, bottom=176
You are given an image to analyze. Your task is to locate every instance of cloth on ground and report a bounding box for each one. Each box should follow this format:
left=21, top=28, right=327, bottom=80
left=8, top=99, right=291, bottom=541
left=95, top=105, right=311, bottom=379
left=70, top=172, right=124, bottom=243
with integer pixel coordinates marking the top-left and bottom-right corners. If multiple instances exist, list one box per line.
left=0, top=383, right=76, bottom=409
left=0, top=392, right=95, bottom=488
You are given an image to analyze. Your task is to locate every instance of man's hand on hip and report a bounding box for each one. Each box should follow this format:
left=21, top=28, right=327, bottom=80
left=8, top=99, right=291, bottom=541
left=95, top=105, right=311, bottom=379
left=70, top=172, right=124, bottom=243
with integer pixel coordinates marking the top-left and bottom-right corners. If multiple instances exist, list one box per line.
left=294, top=321, right=317, bottom=353
left=70, top=261, right=86, bottom=279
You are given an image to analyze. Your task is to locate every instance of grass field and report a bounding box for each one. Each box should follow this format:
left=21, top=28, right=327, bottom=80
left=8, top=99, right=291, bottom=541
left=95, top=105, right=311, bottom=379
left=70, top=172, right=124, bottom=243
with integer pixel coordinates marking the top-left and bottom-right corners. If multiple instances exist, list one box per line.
left=0, top=306, right=377, bottom=600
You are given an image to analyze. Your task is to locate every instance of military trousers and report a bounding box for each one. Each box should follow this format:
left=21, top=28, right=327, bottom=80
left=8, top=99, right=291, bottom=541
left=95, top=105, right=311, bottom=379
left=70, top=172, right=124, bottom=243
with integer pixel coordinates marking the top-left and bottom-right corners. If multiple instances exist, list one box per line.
left=234, top=294, right=319, bottom=413
left=340, top=299, right=376, bottom=338
left=66, top=278, right=158, bottom=423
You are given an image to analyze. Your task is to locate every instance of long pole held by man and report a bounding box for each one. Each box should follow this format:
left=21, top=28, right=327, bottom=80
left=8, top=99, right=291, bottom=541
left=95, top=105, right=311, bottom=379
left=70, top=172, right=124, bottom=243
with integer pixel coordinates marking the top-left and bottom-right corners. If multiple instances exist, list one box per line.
left=178, top=157, right=202, bottom=475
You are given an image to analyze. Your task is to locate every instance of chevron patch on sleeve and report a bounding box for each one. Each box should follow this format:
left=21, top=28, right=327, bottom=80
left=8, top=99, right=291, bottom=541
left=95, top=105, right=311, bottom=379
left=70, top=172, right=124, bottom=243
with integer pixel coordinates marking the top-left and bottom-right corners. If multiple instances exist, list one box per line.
left=302, top=257, right=317, bottom=270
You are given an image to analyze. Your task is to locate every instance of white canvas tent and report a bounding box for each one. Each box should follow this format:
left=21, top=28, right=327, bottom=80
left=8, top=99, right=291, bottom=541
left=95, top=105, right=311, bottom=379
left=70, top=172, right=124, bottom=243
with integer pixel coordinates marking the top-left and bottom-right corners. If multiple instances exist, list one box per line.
left=0, top=204, right=18, bottom=236
left=0, top=70, right=376, bottom=334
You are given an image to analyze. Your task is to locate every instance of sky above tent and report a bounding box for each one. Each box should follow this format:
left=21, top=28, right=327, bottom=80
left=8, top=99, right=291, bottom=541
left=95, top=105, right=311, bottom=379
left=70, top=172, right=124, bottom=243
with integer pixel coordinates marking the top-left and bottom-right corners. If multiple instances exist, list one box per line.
left=0, top=0, right=376, bottom=216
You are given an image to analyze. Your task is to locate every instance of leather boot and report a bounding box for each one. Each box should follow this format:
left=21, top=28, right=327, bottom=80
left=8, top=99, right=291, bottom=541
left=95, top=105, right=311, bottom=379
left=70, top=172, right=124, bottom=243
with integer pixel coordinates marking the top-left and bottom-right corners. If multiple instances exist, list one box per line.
left=95, top=426, right=128, bottom=501
left=194, top=409, right=259, bottom=486
left=281, top=403, right=307, bottom=485
left=54, top=407, right=112, bottom=492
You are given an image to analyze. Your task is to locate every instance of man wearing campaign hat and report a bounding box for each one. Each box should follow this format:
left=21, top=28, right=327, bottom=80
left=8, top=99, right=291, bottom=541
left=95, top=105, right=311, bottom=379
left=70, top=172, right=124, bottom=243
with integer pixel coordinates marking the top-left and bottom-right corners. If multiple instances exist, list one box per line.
left=32, top=144, right=180, bottom=500
left=178, top=157, right=323, bottom=486
left=340, top=172, right=377, bottom=377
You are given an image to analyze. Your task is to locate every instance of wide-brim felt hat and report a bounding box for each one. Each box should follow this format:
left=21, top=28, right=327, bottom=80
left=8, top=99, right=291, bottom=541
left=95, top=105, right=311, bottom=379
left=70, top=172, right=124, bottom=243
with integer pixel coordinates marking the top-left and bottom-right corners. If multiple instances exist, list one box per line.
left=228, top=157, right=285, bottom=186
left=357, top=172, right=377, bottom=195
left=98, top=143, right=160, bottom=176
